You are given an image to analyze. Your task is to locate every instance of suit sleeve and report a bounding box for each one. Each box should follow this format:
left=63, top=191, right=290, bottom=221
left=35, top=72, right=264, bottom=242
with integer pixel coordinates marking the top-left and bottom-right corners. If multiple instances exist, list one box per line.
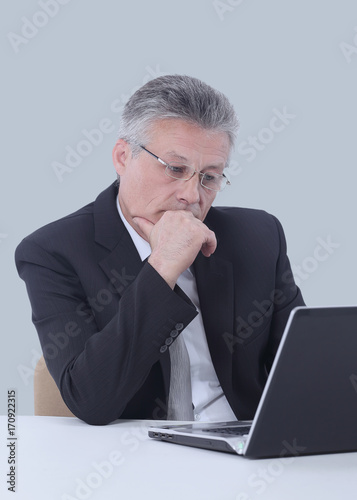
left=15, top=238, right=198, bottom=425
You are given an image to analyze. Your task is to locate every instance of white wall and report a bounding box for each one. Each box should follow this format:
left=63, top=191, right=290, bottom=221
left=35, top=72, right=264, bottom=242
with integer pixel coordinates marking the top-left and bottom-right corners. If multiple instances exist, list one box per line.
left=1, top=0, right=356, bottom=415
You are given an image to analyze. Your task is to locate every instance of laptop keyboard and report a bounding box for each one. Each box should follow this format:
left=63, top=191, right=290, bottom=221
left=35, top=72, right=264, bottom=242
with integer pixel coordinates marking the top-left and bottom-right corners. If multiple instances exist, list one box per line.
left=202, top=425, right=251, bottom=436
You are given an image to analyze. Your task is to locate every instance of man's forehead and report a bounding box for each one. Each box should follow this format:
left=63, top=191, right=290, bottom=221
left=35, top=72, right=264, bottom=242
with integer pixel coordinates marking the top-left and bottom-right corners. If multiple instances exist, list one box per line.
left=146, top=119, right=231, bottom=159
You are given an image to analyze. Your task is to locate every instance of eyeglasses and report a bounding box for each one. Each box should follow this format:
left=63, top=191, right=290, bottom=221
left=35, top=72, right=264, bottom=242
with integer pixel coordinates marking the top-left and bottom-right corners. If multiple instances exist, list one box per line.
left=139, top=145, right=231, bottom=192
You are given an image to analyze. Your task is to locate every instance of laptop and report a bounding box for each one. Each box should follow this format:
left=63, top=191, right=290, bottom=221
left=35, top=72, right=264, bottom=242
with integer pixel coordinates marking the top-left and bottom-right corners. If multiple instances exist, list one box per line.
left=149, top=306, right=357, bottom=458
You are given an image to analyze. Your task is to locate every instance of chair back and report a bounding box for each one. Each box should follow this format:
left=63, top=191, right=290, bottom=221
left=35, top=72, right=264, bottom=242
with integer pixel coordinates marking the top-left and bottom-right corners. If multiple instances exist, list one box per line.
left=34, top=356, right=75, bottom=417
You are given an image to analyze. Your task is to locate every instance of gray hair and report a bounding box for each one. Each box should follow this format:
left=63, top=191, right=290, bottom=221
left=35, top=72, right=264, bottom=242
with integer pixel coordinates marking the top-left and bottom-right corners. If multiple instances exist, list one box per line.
left=117, top=74, right=239, bottom=157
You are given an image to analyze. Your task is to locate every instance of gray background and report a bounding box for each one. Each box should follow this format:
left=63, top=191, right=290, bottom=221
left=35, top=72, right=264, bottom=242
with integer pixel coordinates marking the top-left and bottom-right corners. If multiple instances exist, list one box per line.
left=1, top=0, right=356, bottom=415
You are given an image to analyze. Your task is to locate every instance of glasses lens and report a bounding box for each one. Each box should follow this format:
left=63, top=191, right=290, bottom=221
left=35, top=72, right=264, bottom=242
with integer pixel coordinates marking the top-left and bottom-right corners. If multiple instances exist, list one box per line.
left=201, top=173, right=226, bottom=192
left=164, top=161, right=228, bottom=192
left=165, top=163, right=193, bottom=180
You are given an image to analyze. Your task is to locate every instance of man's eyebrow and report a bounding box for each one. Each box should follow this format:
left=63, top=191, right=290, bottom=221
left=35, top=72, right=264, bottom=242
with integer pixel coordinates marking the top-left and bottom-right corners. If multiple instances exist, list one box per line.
left=164, top=151, right=189, bottom=162
left=164, top=151, right=226, bottom=170
left=201, top=164, right=224, bottom=172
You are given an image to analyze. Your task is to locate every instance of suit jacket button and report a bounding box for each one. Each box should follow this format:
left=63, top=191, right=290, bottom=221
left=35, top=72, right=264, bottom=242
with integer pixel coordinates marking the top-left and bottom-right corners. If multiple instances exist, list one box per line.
left=160, top=345, right=168, bottom=353
left=165, top=337, right=173, bottom=346
left=175, top=323, right=184, bottom=331
left=170, top=329, right=179, bottom=338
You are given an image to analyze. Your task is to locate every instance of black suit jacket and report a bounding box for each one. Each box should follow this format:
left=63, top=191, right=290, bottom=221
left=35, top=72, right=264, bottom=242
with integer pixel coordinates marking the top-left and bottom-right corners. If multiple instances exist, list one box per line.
left=15, top=182, right=304, bottom=424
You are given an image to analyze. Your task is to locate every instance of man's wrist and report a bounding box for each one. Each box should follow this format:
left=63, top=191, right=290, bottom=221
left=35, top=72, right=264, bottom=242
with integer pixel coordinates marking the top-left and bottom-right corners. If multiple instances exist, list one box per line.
left=147, top=255, right=178, bottom=289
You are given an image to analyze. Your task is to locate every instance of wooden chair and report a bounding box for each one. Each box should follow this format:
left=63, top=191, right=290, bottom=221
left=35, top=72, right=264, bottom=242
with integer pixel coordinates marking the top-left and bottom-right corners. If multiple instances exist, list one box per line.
left=34, top=356, right=75, bottom=417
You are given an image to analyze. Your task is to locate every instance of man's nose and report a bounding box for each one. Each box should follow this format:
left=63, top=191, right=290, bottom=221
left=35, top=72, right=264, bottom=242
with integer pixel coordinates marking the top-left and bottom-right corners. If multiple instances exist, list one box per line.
left=176, top=172, right=201, bottom=205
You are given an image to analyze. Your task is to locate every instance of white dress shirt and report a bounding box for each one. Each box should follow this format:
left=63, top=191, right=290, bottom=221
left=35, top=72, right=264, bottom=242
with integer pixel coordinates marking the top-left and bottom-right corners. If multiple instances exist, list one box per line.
left=116, top=199, right=237, bottom=422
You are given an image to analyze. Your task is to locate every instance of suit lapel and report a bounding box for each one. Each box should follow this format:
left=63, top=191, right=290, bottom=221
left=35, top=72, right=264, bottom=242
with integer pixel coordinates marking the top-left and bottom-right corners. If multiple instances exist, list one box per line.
left=98, top=236, right=145, bottom=296
left=93, top=182, right=144, bottom=294
left=193, top=251, right=235, bottom=404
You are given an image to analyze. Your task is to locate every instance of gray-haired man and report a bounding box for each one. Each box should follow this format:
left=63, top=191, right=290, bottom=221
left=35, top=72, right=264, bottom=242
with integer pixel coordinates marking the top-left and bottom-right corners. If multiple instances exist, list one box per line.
left=16, top=75, right=304, bottom=425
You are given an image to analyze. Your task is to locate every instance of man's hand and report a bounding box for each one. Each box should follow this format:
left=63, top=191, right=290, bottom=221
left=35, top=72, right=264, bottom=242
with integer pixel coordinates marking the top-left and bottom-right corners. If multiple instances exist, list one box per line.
left=133, top=211, right=217, bottom=289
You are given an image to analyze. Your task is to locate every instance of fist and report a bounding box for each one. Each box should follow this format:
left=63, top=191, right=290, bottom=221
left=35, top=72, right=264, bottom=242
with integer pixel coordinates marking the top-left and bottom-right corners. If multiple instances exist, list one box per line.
left=133, top=211, right=217, bottom=288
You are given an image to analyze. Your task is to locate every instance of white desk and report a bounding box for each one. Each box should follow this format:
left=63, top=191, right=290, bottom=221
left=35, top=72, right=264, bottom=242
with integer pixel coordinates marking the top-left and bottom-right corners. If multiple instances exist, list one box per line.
left=1, top=416, right=357, bottom=500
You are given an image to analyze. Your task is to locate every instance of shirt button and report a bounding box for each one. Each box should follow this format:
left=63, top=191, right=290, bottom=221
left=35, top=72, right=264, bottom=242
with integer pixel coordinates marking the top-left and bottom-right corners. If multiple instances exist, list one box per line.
left=194, top=414, right=201, bottom=421
left=165, top=337, right=173, bottom=346
left=160, top=345, right=168, bottom=353
left=170, top=329, right=179, bottom=338
left=175, top=323, right=184, bottom=331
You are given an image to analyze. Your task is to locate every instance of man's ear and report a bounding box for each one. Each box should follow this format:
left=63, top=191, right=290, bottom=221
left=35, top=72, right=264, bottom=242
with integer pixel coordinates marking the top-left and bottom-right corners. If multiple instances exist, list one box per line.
left=112, top=139, right=130, bottom=176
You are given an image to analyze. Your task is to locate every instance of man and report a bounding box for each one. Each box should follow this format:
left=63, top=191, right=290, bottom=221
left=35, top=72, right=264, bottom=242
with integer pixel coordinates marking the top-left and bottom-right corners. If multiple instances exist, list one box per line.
left=15, top=75, right=304, bottom=425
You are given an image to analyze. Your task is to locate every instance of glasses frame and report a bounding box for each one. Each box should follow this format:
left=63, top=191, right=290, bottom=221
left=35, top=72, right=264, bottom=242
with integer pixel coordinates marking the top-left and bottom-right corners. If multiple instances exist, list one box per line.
left=139, top=145, right=231, bottom=192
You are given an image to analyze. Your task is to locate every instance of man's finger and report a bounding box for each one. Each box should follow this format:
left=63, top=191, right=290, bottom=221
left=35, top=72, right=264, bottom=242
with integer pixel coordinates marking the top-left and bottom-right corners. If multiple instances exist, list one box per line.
left=132, top=216, right=154, bottom=242
left=201, top=231, right=217, bottom=257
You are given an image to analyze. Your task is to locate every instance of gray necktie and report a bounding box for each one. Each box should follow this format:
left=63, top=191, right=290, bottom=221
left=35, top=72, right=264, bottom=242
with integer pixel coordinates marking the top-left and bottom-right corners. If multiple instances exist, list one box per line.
left=167, top=333, right=194, bottom=420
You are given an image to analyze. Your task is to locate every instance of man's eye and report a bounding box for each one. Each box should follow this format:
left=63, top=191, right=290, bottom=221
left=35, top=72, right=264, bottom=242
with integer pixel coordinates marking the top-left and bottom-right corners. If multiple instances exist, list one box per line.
left=203, top=173, right=218, bottom=183
left=168, top=164, right=186, bottom=174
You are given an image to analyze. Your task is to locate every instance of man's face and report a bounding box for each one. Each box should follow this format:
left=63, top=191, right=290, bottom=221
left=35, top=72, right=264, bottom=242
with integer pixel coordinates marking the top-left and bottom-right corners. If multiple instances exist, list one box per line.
left=112, top=119, right=230, bottom=240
